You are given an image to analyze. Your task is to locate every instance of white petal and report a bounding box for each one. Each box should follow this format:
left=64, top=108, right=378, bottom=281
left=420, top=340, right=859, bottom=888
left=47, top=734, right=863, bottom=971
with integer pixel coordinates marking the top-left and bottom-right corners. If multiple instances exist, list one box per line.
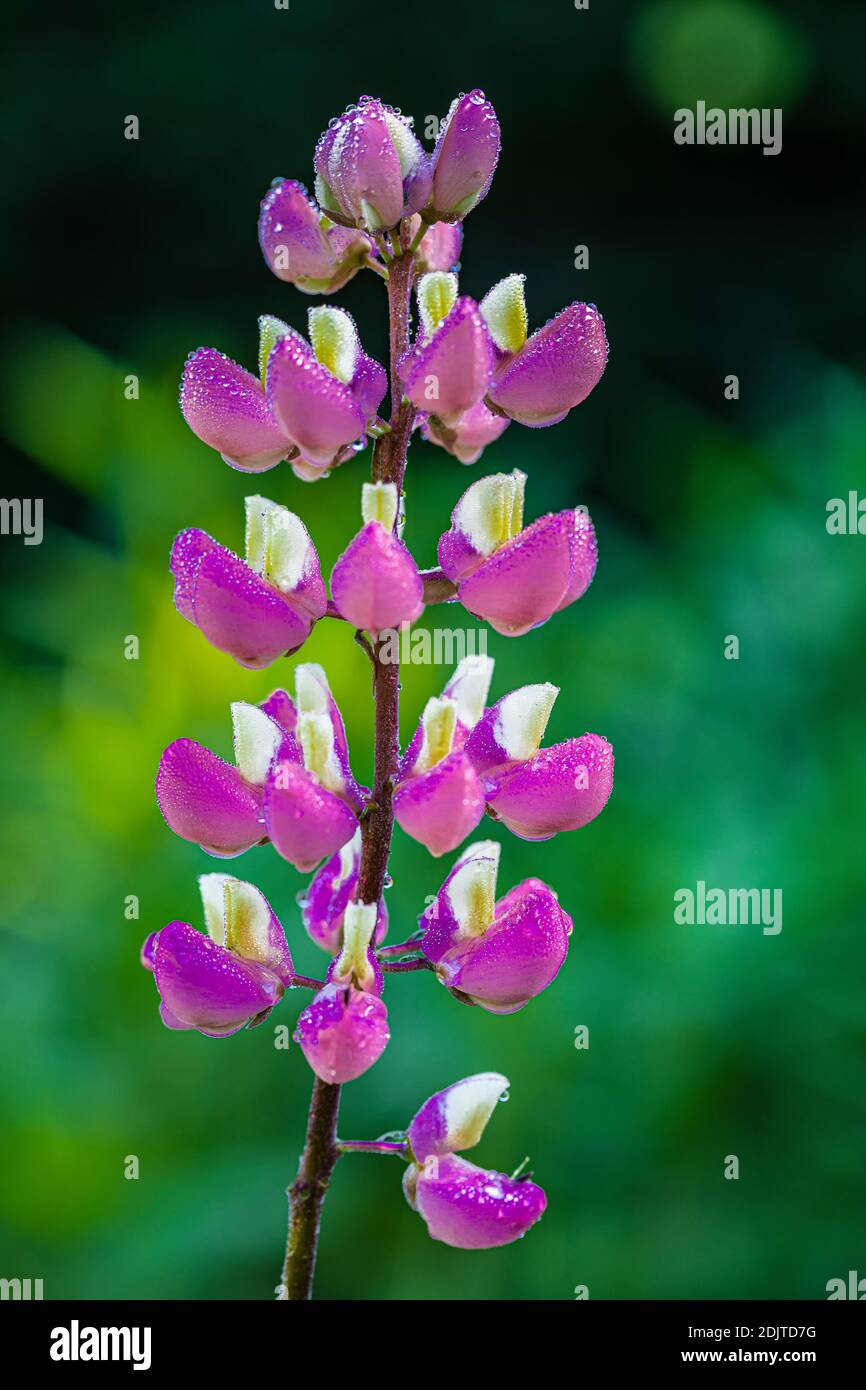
left=442, top=1073, right=510, bottom=1150
left=494, top=683, right=559, bottom=760
left=308, top=305, right=359, bottom=384
left=231, top=702, right=282, bottom=785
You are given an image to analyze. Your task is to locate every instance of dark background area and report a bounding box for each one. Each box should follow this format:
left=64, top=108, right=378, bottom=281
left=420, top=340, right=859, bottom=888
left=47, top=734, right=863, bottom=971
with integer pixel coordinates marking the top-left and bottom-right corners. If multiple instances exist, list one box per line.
left=1, top=0, right=865, bottom=1300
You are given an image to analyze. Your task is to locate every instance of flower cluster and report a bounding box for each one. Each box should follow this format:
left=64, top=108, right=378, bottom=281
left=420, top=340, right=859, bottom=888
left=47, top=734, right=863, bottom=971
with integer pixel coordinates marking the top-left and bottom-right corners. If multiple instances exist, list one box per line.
left=147, top=91, right=612, bottom=1269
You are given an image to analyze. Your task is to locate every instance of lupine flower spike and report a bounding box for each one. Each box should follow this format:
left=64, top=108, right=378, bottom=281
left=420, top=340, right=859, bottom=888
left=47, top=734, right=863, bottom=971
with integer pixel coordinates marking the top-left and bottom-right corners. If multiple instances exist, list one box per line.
left=151, top=89, right=612, bottom=1299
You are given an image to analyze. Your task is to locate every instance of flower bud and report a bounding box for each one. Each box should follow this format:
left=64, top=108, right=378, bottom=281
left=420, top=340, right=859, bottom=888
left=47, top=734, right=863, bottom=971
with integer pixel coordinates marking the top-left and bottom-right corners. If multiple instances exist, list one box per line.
left=266, top=306, right=386, bottom=472
left=487, top=299, right=608, bottom=427
left=258, top=179, right=371, bottom=294
left=314, top=98, right=431, bottom=232
left=427, top=90, right=500, bottom=222
left=156, top=698, right=283, bottom=856
left=295, top=903, right=389, bottom=1083
left=408, top=218, right=463, bottom=273
left=393, top=685, right=487, bottom=857
left=180, top=332, right=292, bottom=473
left=399, top=296, right=494, bottom=427
left=262, top=665, right=366, bottom=872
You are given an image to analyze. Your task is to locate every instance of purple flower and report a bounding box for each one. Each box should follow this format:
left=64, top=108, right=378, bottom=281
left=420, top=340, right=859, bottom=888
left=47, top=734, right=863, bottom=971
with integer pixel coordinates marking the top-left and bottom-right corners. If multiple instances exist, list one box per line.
left=403, top=1073, right=547, bottom=1249
left=314, top=97, right=431, bottom=233
left=295, top=902, right=390, bottom=1082
left=419, top=840, right=573, bottom=1013
left=438, top=469, right=597, bottom=635
left=258, top=179, right=371, bottom=294
left=399, top=281, right=494, bottom=428
left=301, top=828, right=388, bottom=955
left=180, top=318, right=295, bottom=473
left=141, top=874, right=293, bottom=1037
left=393, top=657, right=493, bottom=857
left=156, top=697, right=284, bottom=857
left=331, top=482, right=424, bottom=636
left=266, top=306, right=386, bottom=474
left=170, top=495, right=327, bottom=668
left=464, top=681, right=614, bottom=841
left=480, top=275, right=608, bottom=426
left=427, top=90, right=500, bottom=223
left=262, top=663, right=367, bottom=872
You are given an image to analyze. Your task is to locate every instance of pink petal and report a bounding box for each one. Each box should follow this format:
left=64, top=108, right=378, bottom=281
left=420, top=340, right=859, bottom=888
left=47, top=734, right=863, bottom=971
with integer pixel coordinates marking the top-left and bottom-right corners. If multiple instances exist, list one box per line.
left=150, top=921, right=283, bottom=1038
left=192, top=546, right=314, bottom=669
left=412, top=1154, right=546, bottom=1249
left=423, top=400, right=510, bottom=465
left=407, top=1072, right=509, bottom=1161
left=433, top=880, right=572, bottom=1013
left=393, top=750, right=485, bottom=857
left=180, top=347, right=290, bottom=470
left=155, top=739, right=264, bottom=856
left=488, top=301, right=608, bottom=426
left=483, top=734, right=614, bottom=840
left=414, top=220, right=464, bottom=273
left=267, top=333, right=366, bottom=466
left=455, top=511, right=578, bottom=636
left=331, top=523, right=424, bottom=635
left=400, top=298, right=494, bottom=427
left=348, top=352, right=388, bottom=424
left=258, top=178, right=369, bottom=293
left=170, top=528, right=219, bottom=622
left=264, top=760, right=358, bottom=872
left=294, top=982, right=390, bottom=1083
left=303, top=842, right=388, bottom=954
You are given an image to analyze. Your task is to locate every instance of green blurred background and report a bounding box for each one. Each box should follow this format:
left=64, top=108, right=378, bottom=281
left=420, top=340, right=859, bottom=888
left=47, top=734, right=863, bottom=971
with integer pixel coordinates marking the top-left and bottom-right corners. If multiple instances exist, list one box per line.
left=2, top=0, right=865, bottom=1300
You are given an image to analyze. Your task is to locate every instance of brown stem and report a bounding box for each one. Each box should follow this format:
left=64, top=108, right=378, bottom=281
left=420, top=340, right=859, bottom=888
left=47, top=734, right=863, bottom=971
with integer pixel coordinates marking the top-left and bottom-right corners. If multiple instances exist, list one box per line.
left=281, top=224, right=417, bottom=1302
left=280, top=1077, right=341, bottom=1300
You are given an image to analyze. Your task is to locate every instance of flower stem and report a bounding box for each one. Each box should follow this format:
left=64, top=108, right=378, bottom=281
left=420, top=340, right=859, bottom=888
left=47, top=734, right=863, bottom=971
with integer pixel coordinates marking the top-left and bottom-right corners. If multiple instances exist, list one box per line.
left=280, top=1076, right=341, bottom=1300
left=337, top=1138, right=409, bottom=1157
left=281, top=229, right=417, bottom=1302
left=377, top=935, right=425, bottom=957
left=380, top=957, right=433, bottom=973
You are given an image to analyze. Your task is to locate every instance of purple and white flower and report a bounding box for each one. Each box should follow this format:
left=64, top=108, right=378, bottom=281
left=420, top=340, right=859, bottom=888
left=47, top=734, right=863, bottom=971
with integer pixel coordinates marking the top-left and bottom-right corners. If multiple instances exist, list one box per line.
left=419, top=840, right=572, bottom=1013
left=295, top=901, right=390, bottom=1082
left=331, top=482, right=424, bottom=635
left=438, top=469, right=597, bottom=635
left=393, top=656, right=494, bottom=857
left=403, top=1072, right=547, bottom=1248
left=170, top=495, right=327, bottom=668
left=141, top=874, right=294, bottom=1038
